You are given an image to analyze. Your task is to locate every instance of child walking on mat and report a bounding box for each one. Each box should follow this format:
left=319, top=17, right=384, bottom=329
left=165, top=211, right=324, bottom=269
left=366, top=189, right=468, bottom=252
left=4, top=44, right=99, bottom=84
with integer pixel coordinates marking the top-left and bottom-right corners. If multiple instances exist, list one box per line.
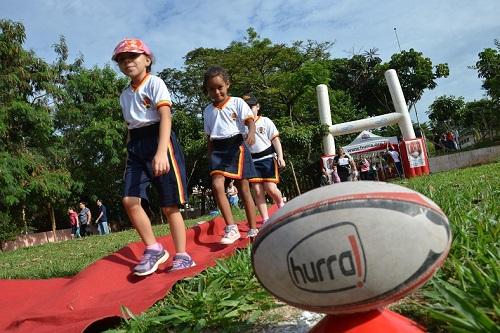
left=242, top=94, right=286, bottom=224
left=112, top=38, right=194, bottom=276
left=202, top=66, right=259, bottom=243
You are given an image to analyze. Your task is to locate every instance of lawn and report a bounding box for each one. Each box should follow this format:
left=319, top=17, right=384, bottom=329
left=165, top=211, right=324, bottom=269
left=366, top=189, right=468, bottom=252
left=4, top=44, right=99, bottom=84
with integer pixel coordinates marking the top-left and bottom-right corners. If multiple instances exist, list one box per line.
left=1, top=162, right=499, bottom=332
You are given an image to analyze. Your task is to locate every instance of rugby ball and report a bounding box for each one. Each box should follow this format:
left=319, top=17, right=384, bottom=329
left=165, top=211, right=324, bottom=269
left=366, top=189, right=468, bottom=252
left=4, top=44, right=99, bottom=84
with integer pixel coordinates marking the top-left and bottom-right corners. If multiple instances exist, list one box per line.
left=251, top=181, right=451, bottom=314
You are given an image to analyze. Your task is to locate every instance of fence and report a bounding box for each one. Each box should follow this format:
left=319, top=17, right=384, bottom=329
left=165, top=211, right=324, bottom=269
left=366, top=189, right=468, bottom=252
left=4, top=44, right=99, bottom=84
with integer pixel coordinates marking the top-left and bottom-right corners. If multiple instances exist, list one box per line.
left=1, top=229, right=73, bottom=252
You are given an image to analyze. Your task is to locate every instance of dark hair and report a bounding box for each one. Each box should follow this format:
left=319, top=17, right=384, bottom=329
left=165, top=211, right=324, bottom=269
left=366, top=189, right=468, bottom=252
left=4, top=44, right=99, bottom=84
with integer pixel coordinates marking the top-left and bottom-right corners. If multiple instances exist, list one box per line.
left=202, top=66, right=230, bottom=93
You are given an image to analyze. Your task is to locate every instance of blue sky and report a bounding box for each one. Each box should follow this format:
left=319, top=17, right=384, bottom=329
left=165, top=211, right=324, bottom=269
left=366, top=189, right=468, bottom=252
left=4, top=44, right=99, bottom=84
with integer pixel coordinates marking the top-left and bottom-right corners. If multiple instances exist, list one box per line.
left=2, top=0, right=499, bottom=123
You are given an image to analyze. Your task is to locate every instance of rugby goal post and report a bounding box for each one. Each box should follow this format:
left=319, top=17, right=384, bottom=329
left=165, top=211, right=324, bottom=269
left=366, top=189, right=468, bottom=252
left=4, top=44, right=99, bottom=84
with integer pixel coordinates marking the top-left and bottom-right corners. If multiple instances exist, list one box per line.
left=317, top=69, right=429, bottom=178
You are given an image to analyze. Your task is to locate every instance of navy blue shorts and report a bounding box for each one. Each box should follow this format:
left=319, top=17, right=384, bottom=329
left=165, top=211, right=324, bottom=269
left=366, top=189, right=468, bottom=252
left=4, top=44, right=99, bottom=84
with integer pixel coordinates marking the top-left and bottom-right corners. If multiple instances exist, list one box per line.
left=249, top=157, right=280, bottom=183
left=123, top=123, right=188, bottom=207
left=209, top=135, right=257, bottom=180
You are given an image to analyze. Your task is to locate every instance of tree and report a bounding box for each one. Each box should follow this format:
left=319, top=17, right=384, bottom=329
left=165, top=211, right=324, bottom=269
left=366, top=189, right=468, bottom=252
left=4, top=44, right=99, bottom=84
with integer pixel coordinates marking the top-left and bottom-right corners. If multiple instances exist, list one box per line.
left=475, top=40, right=500, bottom=102
left=427, top=95, right=465, bottom=134
left=461, top=99, right=499, bottom=141
left=386, top=49, right=449, bottom=110
left=159, top=28, right=346, bottom=194
left=329, top=48, right=449, bottom=117
left=0, top=20, right=74, bottom=237
left=54, top=61, right=129, bottom=221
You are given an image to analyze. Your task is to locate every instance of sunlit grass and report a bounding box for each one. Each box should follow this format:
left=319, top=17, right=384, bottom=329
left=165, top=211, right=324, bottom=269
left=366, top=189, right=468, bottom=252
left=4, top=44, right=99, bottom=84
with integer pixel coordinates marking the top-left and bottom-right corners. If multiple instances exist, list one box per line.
left=1, top=163, right=498, bottom=332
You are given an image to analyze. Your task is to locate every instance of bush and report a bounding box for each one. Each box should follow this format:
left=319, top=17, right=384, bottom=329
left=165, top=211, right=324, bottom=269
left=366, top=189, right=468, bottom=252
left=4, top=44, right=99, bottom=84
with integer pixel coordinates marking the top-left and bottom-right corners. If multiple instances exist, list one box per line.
left=0, top=212, right=21, bottom=244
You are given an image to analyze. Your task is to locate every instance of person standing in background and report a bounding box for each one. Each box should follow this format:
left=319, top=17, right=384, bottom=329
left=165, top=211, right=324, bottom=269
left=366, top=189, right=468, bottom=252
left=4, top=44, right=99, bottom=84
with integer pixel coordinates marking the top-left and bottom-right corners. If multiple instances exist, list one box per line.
left=387, top=146, right=404, bottom=178
left=226, top=180, right=239, bottom=208
left=95, top=199, right=110, bottom=235
left=334, top=147, right=357, bottom=182
left=78, top=201, right=91, bottom=237
left=68, top=207, right=80, bottom=238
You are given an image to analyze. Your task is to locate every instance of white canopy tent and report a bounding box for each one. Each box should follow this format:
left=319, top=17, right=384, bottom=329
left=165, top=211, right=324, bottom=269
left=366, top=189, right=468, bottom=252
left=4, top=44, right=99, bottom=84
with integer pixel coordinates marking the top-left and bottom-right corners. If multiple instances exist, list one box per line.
left=343, top=130, right=399, bottom=155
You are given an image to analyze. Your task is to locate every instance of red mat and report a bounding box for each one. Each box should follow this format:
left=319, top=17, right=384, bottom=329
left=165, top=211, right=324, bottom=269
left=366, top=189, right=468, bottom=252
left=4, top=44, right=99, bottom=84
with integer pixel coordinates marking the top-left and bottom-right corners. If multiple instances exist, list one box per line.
left=0, top=209, right=274, bottom=333
left=310, top=309, right=425, bottom=332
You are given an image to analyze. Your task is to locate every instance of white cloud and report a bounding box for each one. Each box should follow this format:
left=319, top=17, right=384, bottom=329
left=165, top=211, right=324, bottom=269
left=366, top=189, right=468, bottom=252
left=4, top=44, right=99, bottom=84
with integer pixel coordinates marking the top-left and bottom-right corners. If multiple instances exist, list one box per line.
left=1, top=0, right=499, bottom=122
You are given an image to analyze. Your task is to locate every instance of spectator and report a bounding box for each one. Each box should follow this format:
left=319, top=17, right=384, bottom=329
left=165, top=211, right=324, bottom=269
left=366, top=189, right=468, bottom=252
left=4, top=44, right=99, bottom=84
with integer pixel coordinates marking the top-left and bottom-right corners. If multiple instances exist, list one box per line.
left=358, top=157, right=372, bottom=180
left=445, top=131, right=458, bottom=150
left=78, top=202, right=91, bottom=237
left=387, top=146, right=404, bottom=178
left=334, top=147, right=357, bottom=182
left=226, top=180, right=239, bottom=208
left=95, top=199, right=110, bottom=235
left=68, top=207, right=80, bottom=238
left=328, top=158, right=341, bottom=183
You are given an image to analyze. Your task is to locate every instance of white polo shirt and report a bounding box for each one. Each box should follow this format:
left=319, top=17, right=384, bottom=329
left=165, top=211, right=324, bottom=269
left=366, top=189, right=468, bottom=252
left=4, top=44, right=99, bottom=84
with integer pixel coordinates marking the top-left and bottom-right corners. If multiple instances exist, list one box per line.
left=203, top=97, right=254, bottom=139
left=120, top=74, right=172, bottom=129
left=388, top=150, right=401, bottom=163
left=249, top=116, right=279, bottom=160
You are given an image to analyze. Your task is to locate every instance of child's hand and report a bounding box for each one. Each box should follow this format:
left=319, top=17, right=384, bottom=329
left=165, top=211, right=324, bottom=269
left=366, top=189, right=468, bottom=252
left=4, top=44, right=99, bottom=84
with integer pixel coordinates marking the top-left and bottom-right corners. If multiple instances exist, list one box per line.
left=277, top=157, right=286, bottom=169
left=246, top=132, right=256, bottom=146
left=153, top=151, right=170, bottom=177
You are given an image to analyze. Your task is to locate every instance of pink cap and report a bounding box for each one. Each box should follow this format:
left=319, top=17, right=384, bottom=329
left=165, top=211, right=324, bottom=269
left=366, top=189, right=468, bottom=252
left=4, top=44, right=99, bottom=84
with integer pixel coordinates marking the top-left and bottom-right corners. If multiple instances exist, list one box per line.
left=112, top=38, right=153, bottom=61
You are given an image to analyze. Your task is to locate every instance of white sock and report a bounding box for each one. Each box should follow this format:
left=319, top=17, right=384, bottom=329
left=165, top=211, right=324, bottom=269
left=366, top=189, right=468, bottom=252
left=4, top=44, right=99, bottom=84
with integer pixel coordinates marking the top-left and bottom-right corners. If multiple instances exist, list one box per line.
left=146, top=242, right=162, bottom=251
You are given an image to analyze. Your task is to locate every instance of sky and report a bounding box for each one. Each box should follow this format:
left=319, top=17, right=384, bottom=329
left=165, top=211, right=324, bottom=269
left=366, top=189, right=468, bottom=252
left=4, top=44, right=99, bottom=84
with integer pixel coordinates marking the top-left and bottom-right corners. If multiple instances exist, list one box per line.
left=2, top=0, right=499, bottom=123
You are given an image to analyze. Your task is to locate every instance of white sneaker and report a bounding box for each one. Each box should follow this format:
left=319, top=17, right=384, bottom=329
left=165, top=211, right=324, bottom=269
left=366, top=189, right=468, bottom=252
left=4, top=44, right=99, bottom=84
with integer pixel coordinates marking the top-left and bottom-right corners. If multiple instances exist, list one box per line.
left=247, top=228, right=259, bottom=238
left=220, top=225, right=240, bottom=244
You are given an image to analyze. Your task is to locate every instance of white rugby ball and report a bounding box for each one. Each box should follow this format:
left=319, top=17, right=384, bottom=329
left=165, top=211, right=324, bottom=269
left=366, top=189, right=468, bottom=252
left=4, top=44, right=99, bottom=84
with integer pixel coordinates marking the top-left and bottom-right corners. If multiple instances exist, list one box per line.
left=252, top=181, right=451, bottom=314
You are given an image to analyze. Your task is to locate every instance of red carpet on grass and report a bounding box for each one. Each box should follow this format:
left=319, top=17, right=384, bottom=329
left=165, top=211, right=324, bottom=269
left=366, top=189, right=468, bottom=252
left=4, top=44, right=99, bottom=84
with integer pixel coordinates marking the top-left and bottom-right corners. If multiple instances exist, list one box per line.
left=0, top=208, right=276, bottom=333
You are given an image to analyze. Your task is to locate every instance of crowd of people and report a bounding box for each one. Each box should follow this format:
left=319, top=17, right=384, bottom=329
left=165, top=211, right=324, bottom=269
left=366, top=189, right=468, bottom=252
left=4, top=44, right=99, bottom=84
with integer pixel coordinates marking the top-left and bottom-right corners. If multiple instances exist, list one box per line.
left=321, top=146, right=405, bottom=186
left=433, top=130, right=460, bottom=152
left=68, top=199, right=110, bottom=238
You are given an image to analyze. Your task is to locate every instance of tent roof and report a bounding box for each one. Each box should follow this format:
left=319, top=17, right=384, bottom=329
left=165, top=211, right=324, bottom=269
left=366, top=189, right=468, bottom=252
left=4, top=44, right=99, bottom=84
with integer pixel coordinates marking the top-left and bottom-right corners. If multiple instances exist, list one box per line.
left=343, top=130, right=399, bottom=154
left=349, top=130, right=384, bottom=145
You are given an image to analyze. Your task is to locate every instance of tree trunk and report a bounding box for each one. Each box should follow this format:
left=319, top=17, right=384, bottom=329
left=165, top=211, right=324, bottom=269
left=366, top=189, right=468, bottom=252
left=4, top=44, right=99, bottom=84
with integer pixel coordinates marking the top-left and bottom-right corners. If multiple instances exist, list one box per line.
left=48, top=202, right=56, bottom=235
left=22, top=205, right=27, bottom=235
left=289, top=161, right=301, bottom=196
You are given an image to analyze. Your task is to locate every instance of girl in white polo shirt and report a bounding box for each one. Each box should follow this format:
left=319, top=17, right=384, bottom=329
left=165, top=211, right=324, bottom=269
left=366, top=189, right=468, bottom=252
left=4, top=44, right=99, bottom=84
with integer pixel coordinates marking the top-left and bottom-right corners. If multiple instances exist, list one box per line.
left=112, top=38, right=194, bottom=275
left=203, top=66, right=259, bottom=244
left=242, top=94, right=285, bottom=224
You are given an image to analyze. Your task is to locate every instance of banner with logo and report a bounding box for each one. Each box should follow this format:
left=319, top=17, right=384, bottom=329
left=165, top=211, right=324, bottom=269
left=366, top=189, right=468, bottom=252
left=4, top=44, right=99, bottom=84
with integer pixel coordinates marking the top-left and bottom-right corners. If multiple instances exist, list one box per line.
left=406, top=139, right=426, bottom=168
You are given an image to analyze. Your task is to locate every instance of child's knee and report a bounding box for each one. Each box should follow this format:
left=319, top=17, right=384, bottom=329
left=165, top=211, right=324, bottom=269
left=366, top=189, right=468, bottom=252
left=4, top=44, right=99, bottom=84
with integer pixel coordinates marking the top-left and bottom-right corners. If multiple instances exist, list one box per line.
left=162, top=205, right=180, bottom=216
left=122, top=197, right=140, bottom=209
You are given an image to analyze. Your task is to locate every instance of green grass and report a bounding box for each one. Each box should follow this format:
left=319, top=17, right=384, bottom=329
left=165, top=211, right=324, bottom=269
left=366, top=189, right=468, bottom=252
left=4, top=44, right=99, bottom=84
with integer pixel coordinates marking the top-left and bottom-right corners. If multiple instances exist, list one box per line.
left=0, top=209, right=247, bottom=280
left=390, top=162, right=500, bottom=333
left=1, top=163, right=499, bottom=332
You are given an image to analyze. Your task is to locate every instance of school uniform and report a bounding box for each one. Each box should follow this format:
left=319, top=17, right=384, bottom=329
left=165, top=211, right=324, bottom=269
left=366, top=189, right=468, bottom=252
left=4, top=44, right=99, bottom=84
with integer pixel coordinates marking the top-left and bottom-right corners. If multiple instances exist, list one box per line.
left=248, top=116, right=280, bottom=184
left=203, top=97, right=257, bottom=179
left=121, top=74, right=188, bottom=206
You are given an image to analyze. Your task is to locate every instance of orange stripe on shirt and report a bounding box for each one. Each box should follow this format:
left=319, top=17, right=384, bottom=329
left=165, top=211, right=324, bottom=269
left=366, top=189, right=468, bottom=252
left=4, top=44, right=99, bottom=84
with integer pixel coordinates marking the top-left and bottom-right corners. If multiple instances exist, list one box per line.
left=131, top=73, right=150, bottom=92
left=213, top=96, right=231, bottom=109
left=156, top=100, right=172, bottom=108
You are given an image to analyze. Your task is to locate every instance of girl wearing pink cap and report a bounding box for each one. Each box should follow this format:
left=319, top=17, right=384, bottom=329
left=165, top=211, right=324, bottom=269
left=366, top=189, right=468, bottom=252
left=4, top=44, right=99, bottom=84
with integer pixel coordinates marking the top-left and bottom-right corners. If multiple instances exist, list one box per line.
left=112, top=38, right=194, bottom=275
